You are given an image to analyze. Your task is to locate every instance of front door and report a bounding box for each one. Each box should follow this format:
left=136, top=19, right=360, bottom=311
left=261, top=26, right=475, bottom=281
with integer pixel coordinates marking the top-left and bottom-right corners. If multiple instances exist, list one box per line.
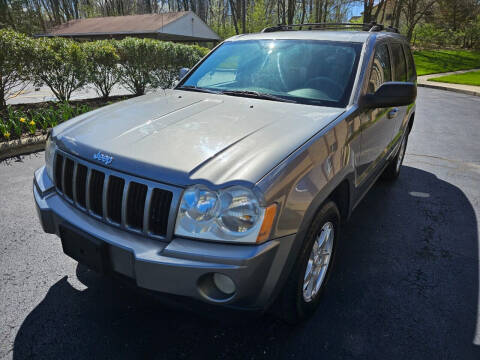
left=356, top=43, right=397, bottom=186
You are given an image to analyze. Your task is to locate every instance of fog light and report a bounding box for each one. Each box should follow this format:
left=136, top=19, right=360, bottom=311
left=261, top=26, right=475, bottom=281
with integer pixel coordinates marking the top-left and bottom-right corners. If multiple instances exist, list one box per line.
left=213, top=273, right=236, bottom=295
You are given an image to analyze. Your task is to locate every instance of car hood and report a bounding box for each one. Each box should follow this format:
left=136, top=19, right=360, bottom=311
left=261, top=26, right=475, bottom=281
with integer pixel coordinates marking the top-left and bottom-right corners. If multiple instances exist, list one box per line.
left=53, top=89, right=344, bottom=187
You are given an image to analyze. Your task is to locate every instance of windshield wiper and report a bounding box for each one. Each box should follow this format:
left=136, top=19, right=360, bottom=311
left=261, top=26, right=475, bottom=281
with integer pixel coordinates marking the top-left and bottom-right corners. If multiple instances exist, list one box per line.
left=220, top=90, right=297, bottom=103
left=177, top=85, right=221, bottom=94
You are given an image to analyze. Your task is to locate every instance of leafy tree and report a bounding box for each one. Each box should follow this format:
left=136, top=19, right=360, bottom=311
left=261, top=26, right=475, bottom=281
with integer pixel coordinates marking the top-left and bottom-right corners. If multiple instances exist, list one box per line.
left=0, top=29, right=34, bottom=109
left=151, top=42, right=208, bottom=89
left=116, top=37, right=160, bottom=95
left=32, top=37, right=88, bottom=101
left=83, top=40, right=121, bottom=98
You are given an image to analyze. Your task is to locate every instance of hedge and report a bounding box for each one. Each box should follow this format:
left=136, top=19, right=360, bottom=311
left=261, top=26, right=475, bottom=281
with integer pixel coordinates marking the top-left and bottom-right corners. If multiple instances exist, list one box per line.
left=0, top=29, right=210, bottom=105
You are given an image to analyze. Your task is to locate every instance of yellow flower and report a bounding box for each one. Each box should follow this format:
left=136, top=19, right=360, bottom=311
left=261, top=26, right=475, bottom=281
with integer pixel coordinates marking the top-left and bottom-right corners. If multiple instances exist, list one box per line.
left=19, top=117, right=26, bottom=123
left=3, top=132, right=10, bottom=139
left=29, top=120, right=35, bottom=126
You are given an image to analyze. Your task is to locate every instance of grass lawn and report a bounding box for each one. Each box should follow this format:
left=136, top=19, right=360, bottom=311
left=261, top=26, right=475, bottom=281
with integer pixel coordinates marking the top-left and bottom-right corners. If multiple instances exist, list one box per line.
left=413, top=50, right=480, bottom=76
left=429, top=70, right=480, bottom=86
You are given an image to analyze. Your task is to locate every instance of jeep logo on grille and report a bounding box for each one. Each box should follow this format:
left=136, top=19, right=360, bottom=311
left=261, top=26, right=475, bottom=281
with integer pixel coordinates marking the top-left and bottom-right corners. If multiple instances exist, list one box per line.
left=93, top=151, right=113, bottom=165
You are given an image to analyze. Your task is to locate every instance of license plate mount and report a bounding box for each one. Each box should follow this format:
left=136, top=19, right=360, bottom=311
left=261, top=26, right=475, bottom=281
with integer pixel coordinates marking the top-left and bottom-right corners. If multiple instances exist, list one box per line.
left=60, top=226, right=107, bottom=274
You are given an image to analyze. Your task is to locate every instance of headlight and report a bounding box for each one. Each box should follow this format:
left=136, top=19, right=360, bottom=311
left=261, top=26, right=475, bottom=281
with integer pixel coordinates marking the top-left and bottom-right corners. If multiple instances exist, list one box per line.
left=45, top=135, right=56, bottom=181
left=175, top=185, right=277, bottom=244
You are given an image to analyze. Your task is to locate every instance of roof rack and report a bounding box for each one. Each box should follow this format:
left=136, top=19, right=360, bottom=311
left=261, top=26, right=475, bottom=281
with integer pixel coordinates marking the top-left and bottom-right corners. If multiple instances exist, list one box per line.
left=261, top=22, right=399, bottom=34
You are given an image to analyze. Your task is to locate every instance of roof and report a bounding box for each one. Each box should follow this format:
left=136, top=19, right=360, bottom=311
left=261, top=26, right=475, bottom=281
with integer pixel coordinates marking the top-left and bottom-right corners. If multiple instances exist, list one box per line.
left=227, top=31, right=373, bottom=43
left=46, top=12, right=186, bottom=36
left=39, top=12, right=220, bottom=41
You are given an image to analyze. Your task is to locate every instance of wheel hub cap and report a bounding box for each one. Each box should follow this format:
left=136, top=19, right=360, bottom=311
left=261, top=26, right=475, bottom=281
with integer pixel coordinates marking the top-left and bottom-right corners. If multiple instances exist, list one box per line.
left=303, top=222, right=334, bottom=302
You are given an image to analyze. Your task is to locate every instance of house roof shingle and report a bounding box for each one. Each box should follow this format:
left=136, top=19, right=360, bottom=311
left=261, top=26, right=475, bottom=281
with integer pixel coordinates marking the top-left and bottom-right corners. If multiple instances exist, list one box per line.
left=46, top=12, right=188, bottom=36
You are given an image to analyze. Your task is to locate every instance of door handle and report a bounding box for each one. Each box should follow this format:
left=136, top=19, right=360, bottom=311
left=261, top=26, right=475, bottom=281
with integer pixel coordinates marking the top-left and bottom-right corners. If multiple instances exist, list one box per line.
left=388, top=108, right=399, bottom=119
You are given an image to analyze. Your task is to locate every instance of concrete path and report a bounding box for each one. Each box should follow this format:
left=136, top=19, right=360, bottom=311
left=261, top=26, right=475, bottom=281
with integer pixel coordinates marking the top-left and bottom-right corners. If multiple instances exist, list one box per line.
left=6, top=83, right=132, bottom=105
left=418, top=68, right=480, bottom=97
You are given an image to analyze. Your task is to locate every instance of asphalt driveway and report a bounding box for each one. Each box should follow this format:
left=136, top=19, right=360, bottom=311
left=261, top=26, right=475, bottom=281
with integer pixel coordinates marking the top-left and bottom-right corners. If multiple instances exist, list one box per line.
left=1, top=87, right=480, bottom=359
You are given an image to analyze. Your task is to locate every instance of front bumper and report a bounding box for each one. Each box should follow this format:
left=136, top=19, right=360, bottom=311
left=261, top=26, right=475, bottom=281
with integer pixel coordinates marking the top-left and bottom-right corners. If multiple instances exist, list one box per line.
left=34, top=166, right=296, bottom=310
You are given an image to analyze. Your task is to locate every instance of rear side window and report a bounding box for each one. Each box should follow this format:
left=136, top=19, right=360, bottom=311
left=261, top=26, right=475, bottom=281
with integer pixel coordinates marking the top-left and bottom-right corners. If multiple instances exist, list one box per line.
left=391, top=43, right=407, bottom=81
left=404, top=45, right=416, bottom=80
left=368, top=44, right=392, bottom=94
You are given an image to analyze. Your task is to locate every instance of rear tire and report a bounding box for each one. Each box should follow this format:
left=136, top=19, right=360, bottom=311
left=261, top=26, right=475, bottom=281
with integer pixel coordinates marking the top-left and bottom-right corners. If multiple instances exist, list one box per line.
left=382, top=133, right=408, bottom=181
left=276, top=201, right=340, bottom=324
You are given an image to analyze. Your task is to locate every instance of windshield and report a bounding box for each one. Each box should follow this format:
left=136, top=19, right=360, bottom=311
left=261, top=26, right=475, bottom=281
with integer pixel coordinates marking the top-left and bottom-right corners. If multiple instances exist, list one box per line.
left=178, top=39, right=362, bottom=107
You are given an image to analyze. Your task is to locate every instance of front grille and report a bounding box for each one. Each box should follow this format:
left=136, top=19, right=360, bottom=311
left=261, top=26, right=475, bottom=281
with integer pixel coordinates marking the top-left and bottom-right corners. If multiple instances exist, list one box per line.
left=63, top=158, right=75, bottom=200
left=75, top=164, right=88, bottom=208
left=55, top=154, right=64, bottom=192
left=53, top=151, right=174, bottom=238
left=149, top=189, right=173, bottom=236
left=126, top=182, right=148, bottom=229
left=89, top=169, right=105, bottom=216
left=106, top=176, right=124, bottom=224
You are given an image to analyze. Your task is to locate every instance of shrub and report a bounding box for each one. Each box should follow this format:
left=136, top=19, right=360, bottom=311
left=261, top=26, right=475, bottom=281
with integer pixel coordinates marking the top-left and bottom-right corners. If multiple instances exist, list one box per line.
left=116, top=37, right=160, bottom=95
left=0, top=29, right=34, bottom=109
left=83, top=40, right=121, bottom=98
left=117, top=38, right=209, bottom=93
left=150, top=42, right=207, bottom=89
left=32, top=37, right=88, bottom=101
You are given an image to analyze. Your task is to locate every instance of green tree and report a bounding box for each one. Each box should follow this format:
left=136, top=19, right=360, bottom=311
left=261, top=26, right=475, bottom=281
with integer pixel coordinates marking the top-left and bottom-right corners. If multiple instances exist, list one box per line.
left=0, top=29, right=34, bottom=109
left=116, top=37, right=159, bottom=95
left=32, top=37, right=88, bottom=101
left=83, top=40, right=121, bottom=98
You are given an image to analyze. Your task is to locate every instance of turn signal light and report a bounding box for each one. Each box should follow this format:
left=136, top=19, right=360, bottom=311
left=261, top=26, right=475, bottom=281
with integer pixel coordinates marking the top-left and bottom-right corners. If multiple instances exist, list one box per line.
left=256, top=204, right=277, bottom=244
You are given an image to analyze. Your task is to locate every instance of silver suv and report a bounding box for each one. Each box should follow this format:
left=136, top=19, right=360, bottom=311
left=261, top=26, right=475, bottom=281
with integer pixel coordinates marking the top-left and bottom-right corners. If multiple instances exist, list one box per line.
left=34, top=23, right=417, bottom=323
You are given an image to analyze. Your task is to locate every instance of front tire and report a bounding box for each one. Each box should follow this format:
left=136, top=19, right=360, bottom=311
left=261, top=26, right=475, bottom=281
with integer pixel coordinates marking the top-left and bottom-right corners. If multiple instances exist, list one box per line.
left=277, top=201, right=340, bottom=324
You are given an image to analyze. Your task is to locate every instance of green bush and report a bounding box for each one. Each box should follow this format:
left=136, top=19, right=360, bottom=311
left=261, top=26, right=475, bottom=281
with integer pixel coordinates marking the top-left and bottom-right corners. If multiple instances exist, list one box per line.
left=413, top=23, right=446, bottom=48
left=0, top=29, right=34, bottom=108
left=83, top=40, right=121, bottom=98
left=116, top=37, right=160, bottom=95
left=414, top=18, right=480, bottom=50
left=1, top=30, right=210, bottom=105
left=116, top=38, right=209, bottom=94
left=150, top=42, right=208, bottom=89
left=32, top=37, right=88, bottom=101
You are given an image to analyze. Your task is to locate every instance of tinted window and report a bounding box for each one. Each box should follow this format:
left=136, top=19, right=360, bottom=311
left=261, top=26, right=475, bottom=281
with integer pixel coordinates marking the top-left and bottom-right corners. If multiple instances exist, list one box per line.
left=404, top=45, right=416, bottom=80
left=180, top=40, right=362, bottom=108
left=368, top=44, right=391, bottom=94
left=391, top=43, right=407, bottom=81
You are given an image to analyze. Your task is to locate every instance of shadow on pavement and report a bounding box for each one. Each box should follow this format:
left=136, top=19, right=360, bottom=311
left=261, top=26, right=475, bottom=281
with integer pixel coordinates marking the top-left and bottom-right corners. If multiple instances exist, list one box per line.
left=13, top=166, right=480, bottom=359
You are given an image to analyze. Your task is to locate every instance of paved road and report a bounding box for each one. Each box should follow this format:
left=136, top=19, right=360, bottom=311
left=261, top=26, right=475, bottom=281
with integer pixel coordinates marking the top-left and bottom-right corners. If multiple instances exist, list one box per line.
left=1, top=88, right=480, bottom=359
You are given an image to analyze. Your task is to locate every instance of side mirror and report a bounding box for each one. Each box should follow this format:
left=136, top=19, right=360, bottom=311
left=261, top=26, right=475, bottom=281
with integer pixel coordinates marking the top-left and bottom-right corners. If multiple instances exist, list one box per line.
left=179, top=67, right=190, bottom=80
left=361, top=82, right=417, bottom=108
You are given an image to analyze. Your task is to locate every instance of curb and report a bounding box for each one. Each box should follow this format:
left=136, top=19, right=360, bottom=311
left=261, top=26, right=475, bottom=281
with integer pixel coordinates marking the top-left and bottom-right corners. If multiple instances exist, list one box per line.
left=418, top=83, right=480, bottom=97
left=0, top=134, right=47, bottom=162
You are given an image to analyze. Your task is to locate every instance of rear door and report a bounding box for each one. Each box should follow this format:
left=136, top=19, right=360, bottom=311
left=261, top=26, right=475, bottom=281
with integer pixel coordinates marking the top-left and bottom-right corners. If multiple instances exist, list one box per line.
left=357, top=42, right=397, bottom=185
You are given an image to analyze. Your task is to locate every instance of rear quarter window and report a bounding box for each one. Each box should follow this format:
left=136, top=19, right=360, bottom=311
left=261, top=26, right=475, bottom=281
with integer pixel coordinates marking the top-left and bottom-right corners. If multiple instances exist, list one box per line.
left=403, top=45, right=416, bottom=80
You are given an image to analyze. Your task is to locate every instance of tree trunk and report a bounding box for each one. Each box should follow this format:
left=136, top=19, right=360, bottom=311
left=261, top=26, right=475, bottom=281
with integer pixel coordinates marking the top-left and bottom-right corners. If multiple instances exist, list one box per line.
left=241, top=0, right=246, bottom=33
left=287, top=0, right=295, bottom=24
left=394, top=0, right=404, bottom=29
left=228, top=0, right=239, bottom=34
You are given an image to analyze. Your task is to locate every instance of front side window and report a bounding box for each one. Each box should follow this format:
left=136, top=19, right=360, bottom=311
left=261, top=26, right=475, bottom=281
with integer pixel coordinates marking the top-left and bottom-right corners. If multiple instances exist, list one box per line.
left=178, top=40, right=363, bottom=108
left=368, top=44, right=392, bottom=94
left=391, top=43, right=407, bottom=82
